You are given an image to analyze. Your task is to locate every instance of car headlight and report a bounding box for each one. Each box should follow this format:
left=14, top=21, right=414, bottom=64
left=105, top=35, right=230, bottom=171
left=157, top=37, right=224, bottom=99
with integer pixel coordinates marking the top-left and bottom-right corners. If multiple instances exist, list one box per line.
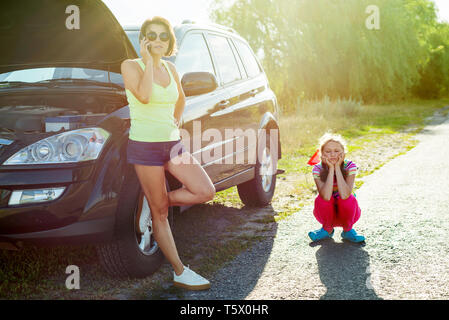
left=2, top=128, right=110, bottom=165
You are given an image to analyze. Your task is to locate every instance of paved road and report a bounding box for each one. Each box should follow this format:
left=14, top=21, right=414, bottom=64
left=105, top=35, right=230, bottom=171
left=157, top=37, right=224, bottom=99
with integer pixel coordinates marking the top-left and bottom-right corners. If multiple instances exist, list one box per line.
left=180, top=110, right=449, bottom=300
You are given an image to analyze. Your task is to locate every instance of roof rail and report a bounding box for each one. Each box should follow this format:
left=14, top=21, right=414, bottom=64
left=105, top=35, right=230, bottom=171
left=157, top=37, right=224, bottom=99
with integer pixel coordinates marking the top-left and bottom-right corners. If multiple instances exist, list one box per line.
left=206, top=22, right=236, bottom=34
left=180, top=20, right=236, bottom=34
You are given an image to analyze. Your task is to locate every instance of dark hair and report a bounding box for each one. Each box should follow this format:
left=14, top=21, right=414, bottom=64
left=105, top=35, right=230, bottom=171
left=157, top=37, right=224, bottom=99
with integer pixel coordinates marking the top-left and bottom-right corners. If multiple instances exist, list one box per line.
left=139, top=16, right=177, bottom=57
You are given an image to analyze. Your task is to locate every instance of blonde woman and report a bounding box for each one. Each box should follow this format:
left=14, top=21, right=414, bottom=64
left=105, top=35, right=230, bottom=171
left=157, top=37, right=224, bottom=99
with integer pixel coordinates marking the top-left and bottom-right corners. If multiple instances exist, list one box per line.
left=308, top=133, right=365, bottom=243
left=121, top=17, right=215, bottom=290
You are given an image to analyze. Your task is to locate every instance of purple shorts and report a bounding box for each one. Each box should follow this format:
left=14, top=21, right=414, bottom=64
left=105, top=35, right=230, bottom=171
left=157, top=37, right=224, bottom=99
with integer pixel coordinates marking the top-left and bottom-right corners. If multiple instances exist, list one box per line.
left=126, top=139, right=187, bottom=166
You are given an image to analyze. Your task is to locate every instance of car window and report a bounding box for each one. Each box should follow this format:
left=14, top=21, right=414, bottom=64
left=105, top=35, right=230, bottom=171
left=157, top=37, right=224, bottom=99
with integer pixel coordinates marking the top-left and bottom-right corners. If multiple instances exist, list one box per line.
left=1, top=68, right=56, bottom=82
left=207, top=34, right=242, bottom=85
left=0, top=67, right=123, bottom=85
left=175, top=33, right=215, bottom=80
left=230, top=40, right=247, bottom=79
left=234, top=40, right=261, bottom=78
left=70, top=68, right=108, bottom=81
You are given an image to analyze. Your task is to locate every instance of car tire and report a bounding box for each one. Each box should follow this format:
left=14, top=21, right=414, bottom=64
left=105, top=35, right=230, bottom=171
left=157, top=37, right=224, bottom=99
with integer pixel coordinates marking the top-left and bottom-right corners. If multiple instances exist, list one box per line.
left=237, top=131, right=278, bottom=207
left=96, top=169, right=173, bottom=278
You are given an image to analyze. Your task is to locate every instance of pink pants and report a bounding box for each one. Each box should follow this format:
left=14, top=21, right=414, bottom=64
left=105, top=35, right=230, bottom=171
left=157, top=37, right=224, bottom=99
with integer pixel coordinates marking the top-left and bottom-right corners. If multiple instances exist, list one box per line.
left=313, top=194, right=361, bottom=232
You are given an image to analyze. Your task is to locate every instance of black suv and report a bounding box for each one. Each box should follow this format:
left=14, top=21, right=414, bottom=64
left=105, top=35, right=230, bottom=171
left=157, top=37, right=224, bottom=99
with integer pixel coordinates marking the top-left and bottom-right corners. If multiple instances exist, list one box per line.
left=0, top=0, right=281, bottom=278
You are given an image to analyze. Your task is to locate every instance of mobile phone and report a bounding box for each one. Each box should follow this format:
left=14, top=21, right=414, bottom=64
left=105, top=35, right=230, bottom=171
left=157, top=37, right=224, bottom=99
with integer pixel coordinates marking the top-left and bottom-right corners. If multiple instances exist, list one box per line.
left=139, top=31, right=151, bottom=54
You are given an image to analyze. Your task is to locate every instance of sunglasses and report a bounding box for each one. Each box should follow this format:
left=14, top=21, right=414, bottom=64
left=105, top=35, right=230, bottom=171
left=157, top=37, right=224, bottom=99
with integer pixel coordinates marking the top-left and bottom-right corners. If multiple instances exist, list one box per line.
left=146, top=31, right=170, bottom=42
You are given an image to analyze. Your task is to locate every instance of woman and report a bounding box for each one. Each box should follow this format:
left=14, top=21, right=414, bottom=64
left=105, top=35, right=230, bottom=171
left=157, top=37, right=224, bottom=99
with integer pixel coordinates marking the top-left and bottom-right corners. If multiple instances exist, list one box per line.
left=121, top=16, right=215, bottom=290
left=308, top=133, right=365, bottom=243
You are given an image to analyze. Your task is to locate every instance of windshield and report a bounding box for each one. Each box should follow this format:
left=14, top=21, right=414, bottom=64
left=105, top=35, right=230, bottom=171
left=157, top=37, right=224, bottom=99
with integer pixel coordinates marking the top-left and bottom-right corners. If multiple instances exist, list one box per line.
left=0, top=29, right=182, bottom=85
left=0, top=67, right=124, bottom=85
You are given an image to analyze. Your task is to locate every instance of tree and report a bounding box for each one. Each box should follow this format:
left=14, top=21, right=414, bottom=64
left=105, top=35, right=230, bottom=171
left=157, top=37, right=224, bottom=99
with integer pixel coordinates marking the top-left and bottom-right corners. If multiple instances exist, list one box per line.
left=211, top=0, right=449, bottom=111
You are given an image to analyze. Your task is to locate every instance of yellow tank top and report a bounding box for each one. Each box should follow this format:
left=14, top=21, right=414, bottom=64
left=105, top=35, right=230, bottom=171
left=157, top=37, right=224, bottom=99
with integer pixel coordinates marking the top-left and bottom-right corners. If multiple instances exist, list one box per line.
left=125, top=59, right=180, bottom=142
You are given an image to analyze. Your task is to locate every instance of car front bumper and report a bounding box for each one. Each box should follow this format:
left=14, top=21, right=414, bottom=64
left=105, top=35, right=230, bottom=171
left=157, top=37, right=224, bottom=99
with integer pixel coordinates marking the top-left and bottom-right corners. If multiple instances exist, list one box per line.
left=0, top=159, right=120, bottom=246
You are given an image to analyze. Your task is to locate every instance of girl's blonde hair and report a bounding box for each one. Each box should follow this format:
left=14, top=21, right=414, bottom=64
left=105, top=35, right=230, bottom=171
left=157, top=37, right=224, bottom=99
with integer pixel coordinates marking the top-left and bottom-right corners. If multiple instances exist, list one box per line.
left=317, top=132, right=348, bottom=182
left=318, top=132, right=348, bottom=155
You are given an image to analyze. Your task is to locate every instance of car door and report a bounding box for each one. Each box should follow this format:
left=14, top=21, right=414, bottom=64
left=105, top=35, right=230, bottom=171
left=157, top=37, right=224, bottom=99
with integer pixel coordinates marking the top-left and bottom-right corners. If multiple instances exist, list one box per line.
left=202, top=32, right=250, bottom=180
left=174, top=31, right=232, bottom=183
left=229, top=38, right=271, bottom=170
left=207, top=34, right=268, bottom=177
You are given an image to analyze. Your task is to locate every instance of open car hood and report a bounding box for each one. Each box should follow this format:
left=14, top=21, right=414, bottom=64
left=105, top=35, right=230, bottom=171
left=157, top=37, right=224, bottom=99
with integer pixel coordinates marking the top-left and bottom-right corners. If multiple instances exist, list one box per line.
left=0, top=0, right=137, bottom=74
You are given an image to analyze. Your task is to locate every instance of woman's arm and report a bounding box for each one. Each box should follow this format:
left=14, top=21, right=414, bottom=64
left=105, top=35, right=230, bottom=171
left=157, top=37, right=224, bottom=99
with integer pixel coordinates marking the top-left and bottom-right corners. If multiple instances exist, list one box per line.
left=335, top=154, right=355, bottom=200
left=314, top=156, right=335, bottom=201
left=121, top=38, right=154, bottom=104
left=166, top=61, right=186, bottom=125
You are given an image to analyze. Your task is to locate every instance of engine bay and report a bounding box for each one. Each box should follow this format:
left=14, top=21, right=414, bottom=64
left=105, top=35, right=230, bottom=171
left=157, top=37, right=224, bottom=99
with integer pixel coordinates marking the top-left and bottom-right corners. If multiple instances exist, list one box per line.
left=0, top=89, right=128, bottom=134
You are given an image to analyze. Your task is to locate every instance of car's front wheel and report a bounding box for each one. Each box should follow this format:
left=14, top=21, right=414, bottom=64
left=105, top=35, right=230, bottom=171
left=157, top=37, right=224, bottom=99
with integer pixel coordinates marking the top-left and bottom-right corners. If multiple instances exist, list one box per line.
left=96, top=174, right=173, bottom=278
left=237, top=131, right=278, bottom=207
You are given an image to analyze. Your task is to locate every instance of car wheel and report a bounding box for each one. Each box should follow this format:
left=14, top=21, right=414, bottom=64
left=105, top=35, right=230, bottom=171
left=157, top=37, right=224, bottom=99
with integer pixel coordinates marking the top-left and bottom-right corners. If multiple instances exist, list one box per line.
left=96, top=172, right=173, bottom=278
left=237, top=131, right=278, bottom=207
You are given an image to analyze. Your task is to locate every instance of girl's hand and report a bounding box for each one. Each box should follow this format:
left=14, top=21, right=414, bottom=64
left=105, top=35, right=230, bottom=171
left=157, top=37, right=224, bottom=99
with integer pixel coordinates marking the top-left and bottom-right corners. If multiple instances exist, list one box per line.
left=140, top=38, right=153, bottom=66
left=322, top=155, right=334, bottom=169
left=336, top=153, right=345, bottom=167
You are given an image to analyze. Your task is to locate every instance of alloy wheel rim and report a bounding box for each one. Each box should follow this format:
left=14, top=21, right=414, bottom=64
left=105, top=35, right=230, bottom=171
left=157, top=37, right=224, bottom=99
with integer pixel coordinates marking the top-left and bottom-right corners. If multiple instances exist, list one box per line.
left=135, top=194, right=159, bottom=255
left=260, top=146, right=274, bottom=192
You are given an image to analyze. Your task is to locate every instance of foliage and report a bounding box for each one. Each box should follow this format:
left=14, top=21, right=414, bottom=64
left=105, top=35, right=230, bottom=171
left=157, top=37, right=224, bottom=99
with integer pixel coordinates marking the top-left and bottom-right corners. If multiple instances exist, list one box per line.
left=211, top=0, right=449, bottom=112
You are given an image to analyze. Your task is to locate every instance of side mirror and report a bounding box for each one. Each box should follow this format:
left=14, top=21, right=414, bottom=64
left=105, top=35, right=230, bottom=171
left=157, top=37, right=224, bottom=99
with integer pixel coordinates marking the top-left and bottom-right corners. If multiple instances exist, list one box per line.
left=181, top=72, right=218, bottom=97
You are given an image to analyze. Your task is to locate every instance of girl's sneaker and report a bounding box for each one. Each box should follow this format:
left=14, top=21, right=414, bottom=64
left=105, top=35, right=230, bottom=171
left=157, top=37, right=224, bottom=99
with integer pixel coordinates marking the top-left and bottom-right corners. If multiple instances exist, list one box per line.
left=173, top=266, right=210, bottom=291
left=308, top=228, right=334, bottom=242
left=341, top=229, right=365, bottom=243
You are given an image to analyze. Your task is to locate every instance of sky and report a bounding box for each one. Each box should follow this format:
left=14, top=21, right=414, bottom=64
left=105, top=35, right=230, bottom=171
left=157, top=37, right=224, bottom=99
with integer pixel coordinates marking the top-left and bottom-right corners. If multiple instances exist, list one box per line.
left=102, top=0, right=214, bottom=27
left=433, top=0, right=449, bottom=22
left=102, top=0, right=449, bottom=27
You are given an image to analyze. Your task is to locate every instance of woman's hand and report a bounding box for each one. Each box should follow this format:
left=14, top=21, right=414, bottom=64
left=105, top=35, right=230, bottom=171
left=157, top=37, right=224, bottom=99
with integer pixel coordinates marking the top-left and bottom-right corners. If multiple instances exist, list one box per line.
left=121, top=39, right=154, bottom=105
left=140, top=38, right=153, bottom=66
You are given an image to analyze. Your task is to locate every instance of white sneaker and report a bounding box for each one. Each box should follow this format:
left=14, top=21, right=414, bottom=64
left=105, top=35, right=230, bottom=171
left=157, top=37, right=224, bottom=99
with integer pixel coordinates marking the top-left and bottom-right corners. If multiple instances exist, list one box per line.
left=173, top=266, right=211, bottom=291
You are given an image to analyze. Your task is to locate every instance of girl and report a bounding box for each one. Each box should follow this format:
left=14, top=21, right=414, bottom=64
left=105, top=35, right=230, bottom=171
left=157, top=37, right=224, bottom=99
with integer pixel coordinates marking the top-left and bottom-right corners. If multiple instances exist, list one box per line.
left=308, top=133, right=365, bottom=243
left=121, top=17, right=215, bottom=290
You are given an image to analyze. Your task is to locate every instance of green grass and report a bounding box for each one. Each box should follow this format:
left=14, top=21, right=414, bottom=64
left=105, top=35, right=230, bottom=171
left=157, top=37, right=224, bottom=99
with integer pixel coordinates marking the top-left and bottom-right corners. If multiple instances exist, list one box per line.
left=279, top=98, right=448, bottom=170
left=0, top=244, right=102, bottom=299
left=281, top=99, right=448, bottom=155
left=212, top=186, right=241, bottom=207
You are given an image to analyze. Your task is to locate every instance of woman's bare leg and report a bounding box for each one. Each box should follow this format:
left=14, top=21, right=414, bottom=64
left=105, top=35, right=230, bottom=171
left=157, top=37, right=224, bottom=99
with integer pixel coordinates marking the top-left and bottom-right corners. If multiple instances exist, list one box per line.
left=164, top=152, right=215, bottom=206
left=133, top=164, right=184, bottom=275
